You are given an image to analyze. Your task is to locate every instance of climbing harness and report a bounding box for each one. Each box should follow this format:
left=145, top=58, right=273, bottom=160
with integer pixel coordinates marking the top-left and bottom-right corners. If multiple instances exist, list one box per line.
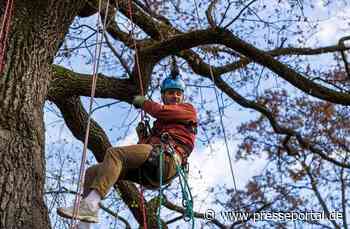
left=70, top=0, right=110, bottom=228
left=0, top=0, right=14, bottom=74
left=157, top=132, right=195, bottom=229
left=151, top=58, right=196, bottom=228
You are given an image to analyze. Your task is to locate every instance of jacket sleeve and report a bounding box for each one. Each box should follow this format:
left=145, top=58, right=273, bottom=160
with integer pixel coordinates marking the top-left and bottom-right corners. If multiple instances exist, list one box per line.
left=143, top=100, right=197, bottom=122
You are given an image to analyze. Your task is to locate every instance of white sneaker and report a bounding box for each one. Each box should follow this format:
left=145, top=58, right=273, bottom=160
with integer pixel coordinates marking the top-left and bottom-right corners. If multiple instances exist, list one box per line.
left=57, top=200, right=99, bottom=223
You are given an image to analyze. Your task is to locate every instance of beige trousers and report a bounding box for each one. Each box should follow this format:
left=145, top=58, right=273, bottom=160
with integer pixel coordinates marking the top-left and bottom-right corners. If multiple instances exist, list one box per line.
left=83, top=144, right=177, bottom=198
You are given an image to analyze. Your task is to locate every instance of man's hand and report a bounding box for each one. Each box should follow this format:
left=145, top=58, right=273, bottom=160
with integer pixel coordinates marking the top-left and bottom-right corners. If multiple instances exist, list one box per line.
left=136, top=121, right=148, bottom=140
left=132, top=95, right=146, bottom=108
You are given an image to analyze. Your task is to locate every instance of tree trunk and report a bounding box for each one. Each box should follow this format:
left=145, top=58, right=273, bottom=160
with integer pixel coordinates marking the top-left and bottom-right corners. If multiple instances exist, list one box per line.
left=0, top=1, right=84, bottom=228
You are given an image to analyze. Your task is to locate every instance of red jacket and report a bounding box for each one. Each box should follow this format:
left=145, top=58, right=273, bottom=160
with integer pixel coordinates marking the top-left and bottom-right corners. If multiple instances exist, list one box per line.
left=141, top=100, right=197, bottom=162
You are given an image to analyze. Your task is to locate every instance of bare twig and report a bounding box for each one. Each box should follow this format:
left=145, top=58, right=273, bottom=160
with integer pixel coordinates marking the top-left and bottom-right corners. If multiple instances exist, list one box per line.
left=104, top=33, right=133, bottom=77
left=224, top=0, right=258, bottom=29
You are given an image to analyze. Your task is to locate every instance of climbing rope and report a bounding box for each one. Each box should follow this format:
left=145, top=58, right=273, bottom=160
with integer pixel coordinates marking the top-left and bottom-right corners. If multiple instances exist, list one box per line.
left=0, top=0, right=14, bottom=74
left=192, top=0, right=239, bottom=201
left=175, top=163, right=194, bottom=226
left=70, top=0, right=110, bottom=228
left=157, top=133, right=195, bottom=229
left=126, top=0, right=148, bottom=228
left=126, top=2, right=195, bottom=227
left=127, top=0, right=145, bottom=102
left=207, top=63, right=239, bottom=193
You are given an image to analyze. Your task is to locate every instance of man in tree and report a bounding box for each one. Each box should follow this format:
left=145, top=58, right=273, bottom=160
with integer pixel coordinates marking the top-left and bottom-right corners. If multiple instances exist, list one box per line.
left=57, top=75, right=197, bottom=226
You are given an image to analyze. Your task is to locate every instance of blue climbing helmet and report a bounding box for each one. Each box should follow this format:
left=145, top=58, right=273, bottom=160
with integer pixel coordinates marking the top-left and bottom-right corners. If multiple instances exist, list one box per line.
left=160, top=75, right=185, bottom=93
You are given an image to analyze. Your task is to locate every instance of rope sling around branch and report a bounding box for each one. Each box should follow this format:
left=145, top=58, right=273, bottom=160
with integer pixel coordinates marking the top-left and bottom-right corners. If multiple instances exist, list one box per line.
left=70, top=0, right=110, bottom=228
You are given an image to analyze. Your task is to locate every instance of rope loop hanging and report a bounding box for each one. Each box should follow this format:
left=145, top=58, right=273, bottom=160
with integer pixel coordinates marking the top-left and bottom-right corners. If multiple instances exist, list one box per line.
left=69, top=0, right=110, bottom=228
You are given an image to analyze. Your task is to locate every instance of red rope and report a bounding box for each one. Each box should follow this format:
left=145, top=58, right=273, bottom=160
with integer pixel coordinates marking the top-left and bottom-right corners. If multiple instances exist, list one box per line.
left=127, top=1, right=148, bottom=228
left=139, top=183, right=147, bottom=229
left=0, top=0, right=14, bottom=74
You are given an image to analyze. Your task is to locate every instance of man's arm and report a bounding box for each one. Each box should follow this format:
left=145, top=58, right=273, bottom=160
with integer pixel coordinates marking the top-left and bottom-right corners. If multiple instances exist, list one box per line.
left=132, top=95, right=197, bottom=122
left=143, top=100, right=196, bottom=122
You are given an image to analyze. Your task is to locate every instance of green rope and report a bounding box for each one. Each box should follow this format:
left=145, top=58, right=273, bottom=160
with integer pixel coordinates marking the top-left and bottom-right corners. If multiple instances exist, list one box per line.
left=175, top=163, right=194, bottom=229
left=157, top=143, right=195, bottom=229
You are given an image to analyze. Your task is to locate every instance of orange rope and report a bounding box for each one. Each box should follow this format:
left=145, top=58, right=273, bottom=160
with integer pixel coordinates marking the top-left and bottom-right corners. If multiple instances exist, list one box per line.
left=127, top=1, right=148, bottom=228
left=70, top=0, right=109, bottom=228
left=0, top=0, right=14, bottom=74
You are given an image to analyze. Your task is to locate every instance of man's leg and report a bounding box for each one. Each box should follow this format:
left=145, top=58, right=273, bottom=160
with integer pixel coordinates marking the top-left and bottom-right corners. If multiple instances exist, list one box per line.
left=57, top=164, right=101, bottom=223
left=82, top=164, right=102, bottom=211
left=57, top=144, right=153, bottom=222
left=77, top=165, right=100, bottom=228
left=89, top=144, right=153, bottom=198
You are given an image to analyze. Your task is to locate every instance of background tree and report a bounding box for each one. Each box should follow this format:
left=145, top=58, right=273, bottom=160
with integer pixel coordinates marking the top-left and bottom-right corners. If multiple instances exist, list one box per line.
left=1, top=0, right=350, bottom=228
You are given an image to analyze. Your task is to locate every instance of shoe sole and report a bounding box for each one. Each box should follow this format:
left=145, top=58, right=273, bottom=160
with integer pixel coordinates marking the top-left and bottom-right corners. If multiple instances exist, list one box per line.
left=57, top=208, right=99, bottom=223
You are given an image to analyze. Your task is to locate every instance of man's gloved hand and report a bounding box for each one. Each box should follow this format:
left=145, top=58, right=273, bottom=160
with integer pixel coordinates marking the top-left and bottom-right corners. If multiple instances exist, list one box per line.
left=136, top=121, right=148, bottom=140
left=132, top=95, right=146, bottom=108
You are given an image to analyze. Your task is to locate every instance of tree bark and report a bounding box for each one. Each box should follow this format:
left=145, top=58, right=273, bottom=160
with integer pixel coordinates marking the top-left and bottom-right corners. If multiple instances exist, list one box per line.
left=0, top=1, right=84, bottom=228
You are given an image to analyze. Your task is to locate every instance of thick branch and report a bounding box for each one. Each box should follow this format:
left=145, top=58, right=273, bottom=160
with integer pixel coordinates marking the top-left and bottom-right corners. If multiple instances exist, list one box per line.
left=104, top=2, right=350, bottom=104
left=84, top=0, right=350, bottom=105
left=48, top=95, right=110, bottom=161
left=140, top=27, right=350, bottom=105
left=96, top=2, right=350, bottom=105
left=48, top=51, right=350, bottom=168
left=180, top=43, right=348, bottom=77
left=216, top=28, right=350, bottom=105
left=48, top=65, right=138, bottom=102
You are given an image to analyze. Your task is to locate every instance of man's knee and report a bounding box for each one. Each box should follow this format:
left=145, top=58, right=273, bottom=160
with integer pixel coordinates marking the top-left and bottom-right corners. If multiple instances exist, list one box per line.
left=85, top=165, right=99, bottom=181
left=104, top=147, right=125, bottom=167
left=83, top=165, right=100, bottom=197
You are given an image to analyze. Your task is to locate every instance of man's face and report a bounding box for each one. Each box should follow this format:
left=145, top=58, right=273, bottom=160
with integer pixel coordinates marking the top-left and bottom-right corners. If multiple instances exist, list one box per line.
left=161, top=89, right=184, bottom=105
